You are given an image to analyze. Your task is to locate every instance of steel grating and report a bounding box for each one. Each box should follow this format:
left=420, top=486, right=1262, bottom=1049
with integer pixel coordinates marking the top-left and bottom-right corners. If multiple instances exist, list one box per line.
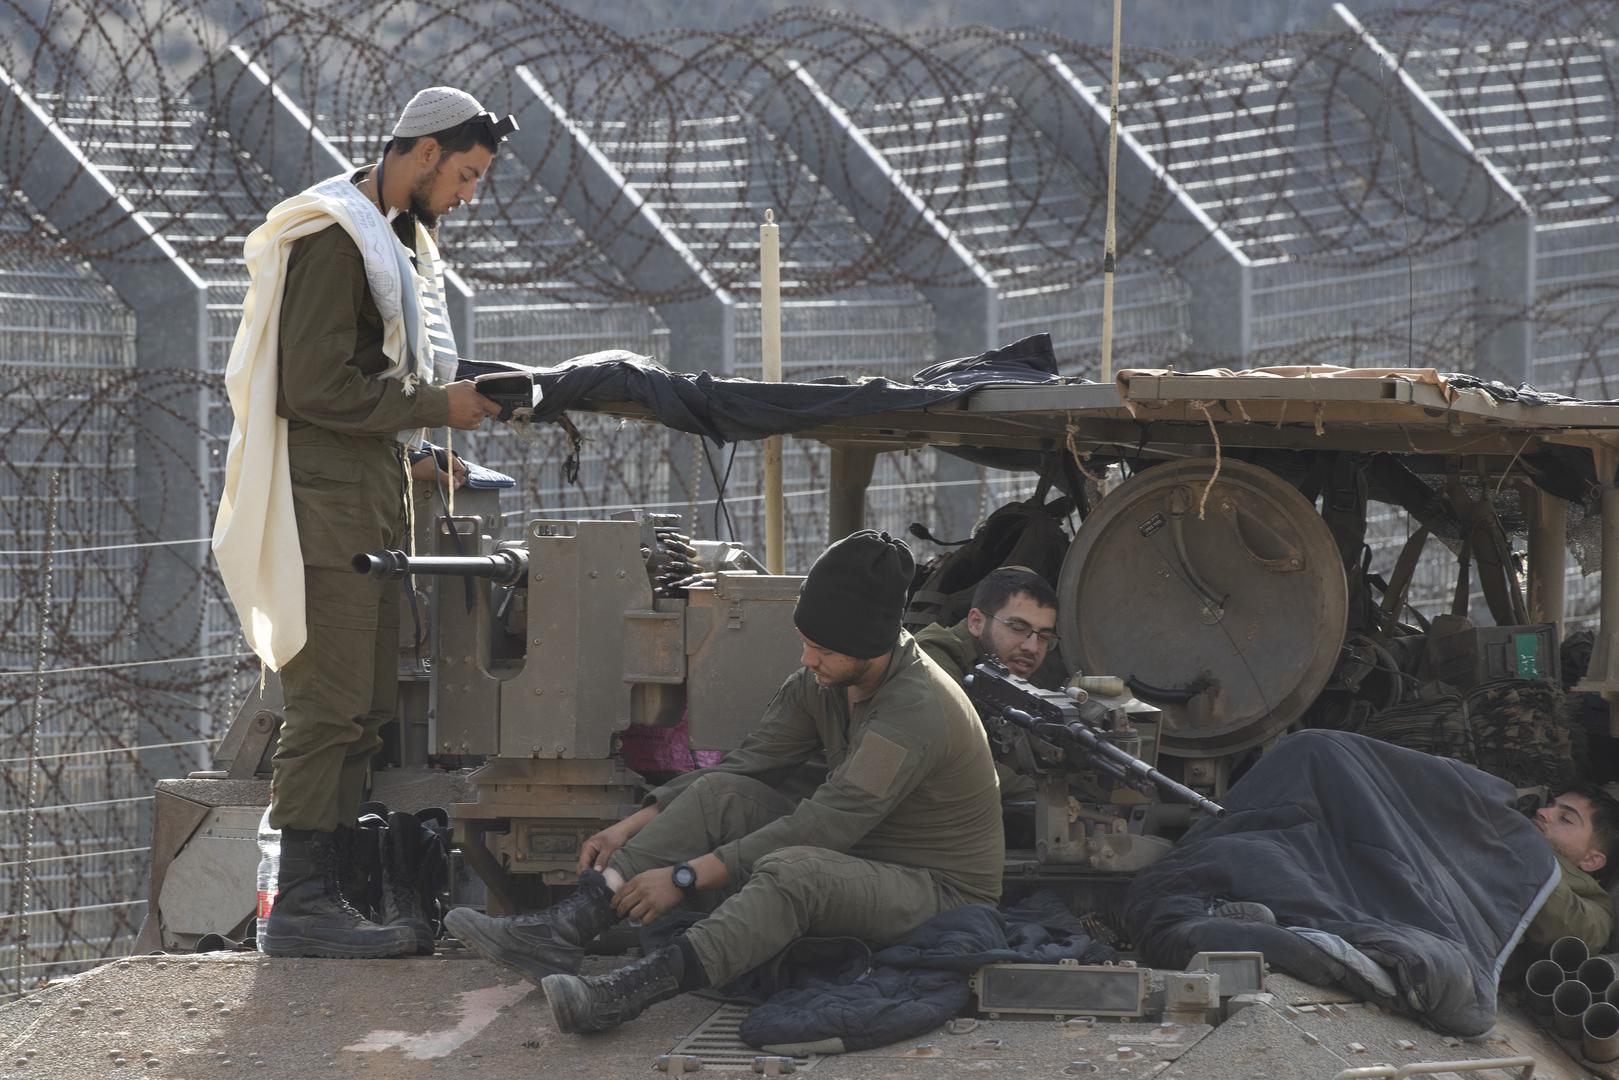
left=667, top=1003, right=820, bottom=1070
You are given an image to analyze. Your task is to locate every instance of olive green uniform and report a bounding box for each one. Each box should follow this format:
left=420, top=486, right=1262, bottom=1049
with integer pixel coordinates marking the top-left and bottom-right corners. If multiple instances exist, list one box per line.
left=913, top=619, right=1038, bottom=800
left=1525, top=852, right=1614, bottom=951
left=609, top=632, right=1004, bottom=986
left=270, top=213, right=447, bottom=833
left=912, top=619, right=985, bottom=685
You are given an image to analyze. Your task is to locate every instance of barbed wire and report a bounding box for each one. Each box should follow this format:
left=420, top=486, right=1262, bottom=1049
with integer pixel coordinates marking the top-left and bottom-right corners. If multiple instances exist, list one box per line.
left=0, top=2, right=1611, bottom=297
left=0, top=0, right=1615, bottom=995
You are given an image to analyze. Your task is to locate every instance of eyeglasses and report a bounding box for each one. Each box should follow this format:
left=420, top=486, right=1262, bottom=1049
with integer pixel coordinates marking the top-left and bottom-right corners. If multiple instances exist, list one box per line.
left=991, top=614, right=1059, bottom=645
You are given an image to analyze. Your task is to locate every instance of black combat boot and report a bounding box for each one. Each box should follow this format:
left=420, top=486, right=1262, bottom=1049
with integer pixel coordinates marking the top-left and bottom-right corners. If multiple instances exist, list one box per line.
left=260, top=829, right=419, bottom=959
left=380, top=811, right=436, bottom=955
left=333, top=812, right=386, bottom=920
left=355, top=806, right=392, bottom=916
left=332, top=825, right=362, bottom=915
left=541, top=942, right=699, bottom=1034
left=443, top=870, right=618, bottom=985
left=413, top=809, right=452, bottom=938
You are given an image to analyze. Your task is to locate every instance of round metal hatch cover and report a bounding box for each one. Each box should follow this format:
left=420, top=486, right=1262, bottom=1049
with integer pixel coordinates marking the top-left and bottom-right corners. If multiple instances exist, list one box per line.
left=1057, top=459, right=1347, bottom=757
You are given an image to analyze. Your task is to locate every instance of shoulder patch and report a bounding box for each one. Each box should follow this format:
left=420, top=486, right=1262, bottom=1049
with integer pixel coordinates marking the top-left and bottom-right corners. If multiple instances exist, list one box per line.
left=844, top=731, right=910, bottom=798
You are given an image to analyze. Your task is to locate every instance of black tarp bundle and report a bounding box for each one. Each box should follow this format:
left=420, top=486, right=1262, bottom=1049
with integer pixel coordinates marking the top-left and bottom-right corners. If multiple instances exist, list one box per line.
left=455, top=332, right=1063, bottom=442
left=1124, top=729, right=1557, bottom=1036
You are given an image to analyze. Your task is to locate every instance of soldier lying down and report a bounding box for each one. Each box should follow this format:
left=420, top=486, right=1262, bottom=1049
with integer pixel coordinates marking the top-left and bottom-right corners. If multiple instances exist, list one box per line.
left=1522, top=783, right=1619, bottom=950
left=1124, top=728, right=1619, bottom=1036
left=1204, top=782, right=1619, bottom=951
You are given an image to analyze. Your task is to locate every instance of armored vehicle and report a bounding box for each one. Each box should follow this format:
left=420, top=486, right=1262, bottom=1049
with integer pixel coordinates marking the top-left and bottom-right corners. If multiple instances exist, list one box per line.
left=6, top=368, right=1618, bottom=1079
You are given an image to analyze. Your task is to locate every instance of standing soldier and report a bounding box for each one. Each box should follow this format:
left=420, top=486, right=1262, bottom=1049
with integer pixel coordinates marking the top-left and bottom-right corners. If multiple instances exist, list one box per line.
left=213, top=87, right=509, bottom=957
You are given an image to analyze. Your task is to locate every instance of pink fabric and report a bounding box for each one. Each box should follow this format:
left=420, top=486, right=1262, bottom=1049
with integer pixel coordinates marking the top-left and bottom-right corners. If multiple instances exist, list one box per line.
left=618, top=712, right=724, bottom=775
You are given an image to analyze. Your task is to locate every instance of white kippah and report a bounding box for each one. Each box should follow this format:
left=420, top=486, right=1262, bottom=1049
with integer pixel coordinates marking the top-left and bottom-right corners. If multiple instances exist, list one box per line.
left=392, top=86, right=485, bottom=138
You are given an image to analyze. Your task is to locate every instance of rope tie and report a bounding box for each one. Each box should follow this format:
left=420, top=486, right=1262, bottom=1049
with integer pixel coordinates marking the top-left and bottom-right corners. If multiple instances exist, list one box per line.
left=1065, top=414, right=1108, bottom=486
left=1189, top=400, right=1222, bottom=520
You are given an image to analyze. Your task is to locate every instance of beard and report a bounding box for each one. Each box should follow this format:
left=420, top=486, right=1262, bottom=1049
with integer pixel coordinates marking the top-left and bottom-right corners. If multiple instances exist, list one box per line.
left=977, top=628, right=1035, bottom=675
left=407, top=164, right=442, bottom=229
left=812, top=658, right=874, bottom=690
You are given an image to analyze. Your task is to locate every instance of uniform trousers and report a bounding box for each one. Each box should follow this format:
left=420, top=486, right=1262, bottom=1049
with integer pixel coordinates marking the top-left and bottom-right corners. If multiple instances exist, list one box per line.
left=270, top=438, right=404, bottom=832
left=608, top=773, right=970, bottom=986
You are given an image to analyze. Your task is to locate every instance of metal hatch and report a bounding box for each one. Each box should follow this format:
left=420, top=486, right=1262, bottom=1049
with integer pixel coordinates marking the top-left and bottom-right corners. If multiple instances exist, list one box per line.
left=1058, top=459, right=1348, bottom=757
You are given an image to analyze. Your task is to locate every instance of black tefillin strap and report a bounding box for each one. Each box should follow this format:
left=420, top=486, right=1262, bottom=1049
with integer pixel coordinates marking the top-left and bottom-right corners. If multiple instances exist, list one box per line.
left=400, top=446, right=477, bottom=665
left=471, top=113, right=519, bottom=142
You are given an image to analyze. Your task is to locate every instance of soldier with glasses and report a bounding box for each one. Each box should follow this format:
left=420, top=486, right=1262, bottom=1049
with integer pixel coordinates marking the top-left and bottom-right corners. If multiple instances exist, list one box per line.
left=914, top=566, right=1061, bottom=800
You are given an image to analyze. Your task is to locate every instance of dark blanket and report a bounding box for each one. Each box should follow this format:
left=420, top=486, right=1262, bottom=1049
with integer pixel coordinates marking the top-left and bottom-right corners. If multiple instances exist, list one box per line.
left=641, top=890, right=1112, bottom=1054
left=1124, top=729, right=1557, bottom=1036
left=456, top=332, right=1063, bottom=443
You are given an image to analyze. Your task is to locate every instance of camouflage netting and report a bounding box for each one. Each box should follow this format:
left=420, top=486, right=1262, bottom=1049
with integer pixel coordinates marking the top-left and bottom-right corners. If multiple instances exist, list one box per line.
left=1353, top=680, right=1579, bottom=790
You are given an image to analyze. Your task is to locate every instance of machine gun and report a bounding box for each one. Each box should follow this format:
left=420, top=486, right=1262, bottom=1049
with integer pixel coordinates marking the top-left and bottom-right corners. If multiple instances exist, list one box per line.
left=342, top=508, right=804, bottom=907
left=355, top=514, right=713, bottom=597
left=965, top=660, right=1224, bottom=819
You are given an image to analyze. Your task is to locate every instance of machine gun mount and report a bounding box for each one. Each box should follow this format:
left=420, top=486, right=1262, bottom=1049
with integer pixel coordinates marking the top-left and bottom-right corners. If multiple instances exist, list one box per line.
left=966, top=660, right=1224, bottom=872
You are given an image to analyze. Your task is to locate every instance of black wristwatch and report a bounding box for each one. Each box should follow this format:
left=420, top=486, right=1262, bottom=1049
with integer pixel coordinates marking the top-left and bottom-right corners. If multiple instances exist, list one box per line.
left=671, top=862, right=699, bottom=895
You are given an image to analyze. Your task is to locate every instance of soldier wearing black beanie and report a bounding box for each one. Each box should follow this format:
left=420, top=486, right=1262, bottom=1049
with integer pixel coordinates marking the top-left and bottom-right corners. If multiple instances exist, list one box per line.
left=453, top=528, right=1002, bottom=1041
left=793, top=530, right=916, bottom=659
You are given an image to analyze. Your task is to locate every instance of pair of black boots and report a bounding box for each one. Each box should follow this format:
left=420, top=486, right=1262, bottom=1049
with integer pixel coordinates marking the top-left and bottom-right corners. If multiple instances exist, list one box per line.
left=445, top=872, right=704, bottom=1032
left=259, top=806, right=449, bottom=959
left=342, top=804, right=452, bottom=952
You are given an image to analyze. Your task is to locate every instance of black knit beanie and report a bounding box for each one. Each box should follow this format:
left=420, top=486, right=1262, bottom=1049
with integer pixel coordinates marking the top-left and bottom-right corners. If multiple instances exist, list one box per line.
left=793, top=530, right=915, bottom=660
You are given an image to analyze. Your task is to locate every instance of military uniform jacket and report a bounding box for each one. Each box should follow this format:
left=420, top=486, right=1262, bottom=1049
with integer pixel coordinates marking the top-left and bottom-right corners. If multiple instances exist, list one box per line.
left=278, top=221, right=448, bottom=570
left=648, top=632, right=1005, bottom=905
left=913, top=619, right=1038, bottom=801
left=1526, top=852, right=1615, bottom=950
left=912, top=619, right=982, bottom=684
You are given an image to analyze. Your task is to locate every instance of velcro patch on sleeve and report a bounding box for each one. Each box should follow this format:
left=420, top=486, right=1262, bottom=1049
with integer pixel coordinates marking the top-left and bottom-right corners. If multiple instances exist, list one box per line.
left=844, top=731, right=909, bottom=798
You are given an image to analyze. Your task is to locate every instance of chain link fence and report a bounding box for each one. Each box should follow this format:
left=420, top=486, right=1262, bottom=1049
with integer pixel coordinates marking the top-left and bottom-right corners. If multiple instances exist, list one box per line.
left=0, top=0, right=1615, bottom=993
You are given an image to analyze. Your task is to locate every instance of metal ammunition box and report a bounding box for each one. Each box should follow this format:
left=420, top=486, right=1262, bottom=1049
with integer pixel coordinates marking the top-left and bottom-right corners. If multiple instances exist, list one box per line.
left=970, top=960, right=1148, bottom=1018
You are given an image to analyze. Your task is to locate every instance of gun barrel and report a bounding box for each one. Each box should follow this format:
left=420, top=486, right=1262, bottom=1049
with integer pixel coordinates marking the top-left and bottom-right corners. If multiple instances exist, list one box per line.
left=1063, top=722, right=1226, bottom=818
left=352, top=548, right=529, bottom=587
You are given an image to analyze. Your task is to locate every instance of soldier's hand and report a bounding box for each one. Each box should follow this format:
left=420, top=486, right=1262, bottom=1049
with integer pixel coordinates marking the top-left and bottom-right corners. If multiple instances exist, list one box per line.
left=577, top=824, right=629, bottom=874
left=444, top=381, right=502, bottom=430
left=409, top=452, right=466, bottom=491
left=578, top=805, right=659, bottom=873
left=612, top=867, right=683, bottom=925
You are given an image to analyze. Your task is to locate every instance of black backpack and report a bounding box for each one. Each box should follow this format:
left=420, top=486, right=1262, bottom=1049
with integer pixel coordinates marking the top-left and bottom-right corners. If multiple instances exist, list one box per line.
left=902, top=494, right=1072, bottom=631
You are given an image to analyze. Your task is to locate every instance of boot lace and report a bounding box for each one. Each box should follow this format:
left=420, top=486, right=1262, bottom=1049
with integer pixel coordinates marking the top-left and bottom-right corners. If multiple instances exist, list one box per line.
left=320, top=837, right=367, bottom=918
left=593, top=953, right=674, bottom=999
left=386, top=863, right=419, bottom=921
left=512, top=878, right=608, bottom=931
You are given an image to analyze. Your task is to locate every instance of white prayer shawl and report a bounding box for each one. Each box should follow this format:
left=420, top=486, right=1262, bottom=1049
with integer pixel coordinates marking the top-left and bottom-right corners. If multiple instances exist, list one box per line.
left=212, top=172, right=459, bottom=671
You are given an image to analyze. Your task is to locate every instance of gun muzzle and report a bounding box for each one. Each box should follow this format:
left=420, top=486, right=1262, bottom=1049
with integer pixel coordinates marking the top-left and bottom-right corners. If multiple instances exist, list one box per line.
left=353, top=550, right=410, bottom=578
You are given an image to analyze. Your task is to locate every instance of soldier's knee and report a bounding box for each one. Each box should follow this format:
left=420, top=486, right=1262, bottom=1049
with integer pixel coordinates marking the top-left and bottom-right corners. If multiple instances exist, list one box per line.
left=686, top=772, right=769, bottom=800
left=271, top=709, right=366, bottom=754
left=751, top=846, right=833, bottom=881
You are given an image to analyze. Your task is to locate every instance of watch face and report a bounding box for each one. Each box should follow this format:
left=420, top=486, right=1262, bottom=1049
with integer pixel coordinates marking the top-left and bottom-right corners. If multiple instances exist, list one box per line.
left=673, top=865, right=697, bottom=889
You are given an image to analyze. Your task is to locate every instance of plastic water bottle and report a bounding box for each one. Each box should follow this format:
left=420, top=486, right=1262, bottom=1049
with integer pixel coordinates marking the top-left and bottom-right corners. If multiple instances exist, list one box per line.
left=255, top=807, right=280, bottom=952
